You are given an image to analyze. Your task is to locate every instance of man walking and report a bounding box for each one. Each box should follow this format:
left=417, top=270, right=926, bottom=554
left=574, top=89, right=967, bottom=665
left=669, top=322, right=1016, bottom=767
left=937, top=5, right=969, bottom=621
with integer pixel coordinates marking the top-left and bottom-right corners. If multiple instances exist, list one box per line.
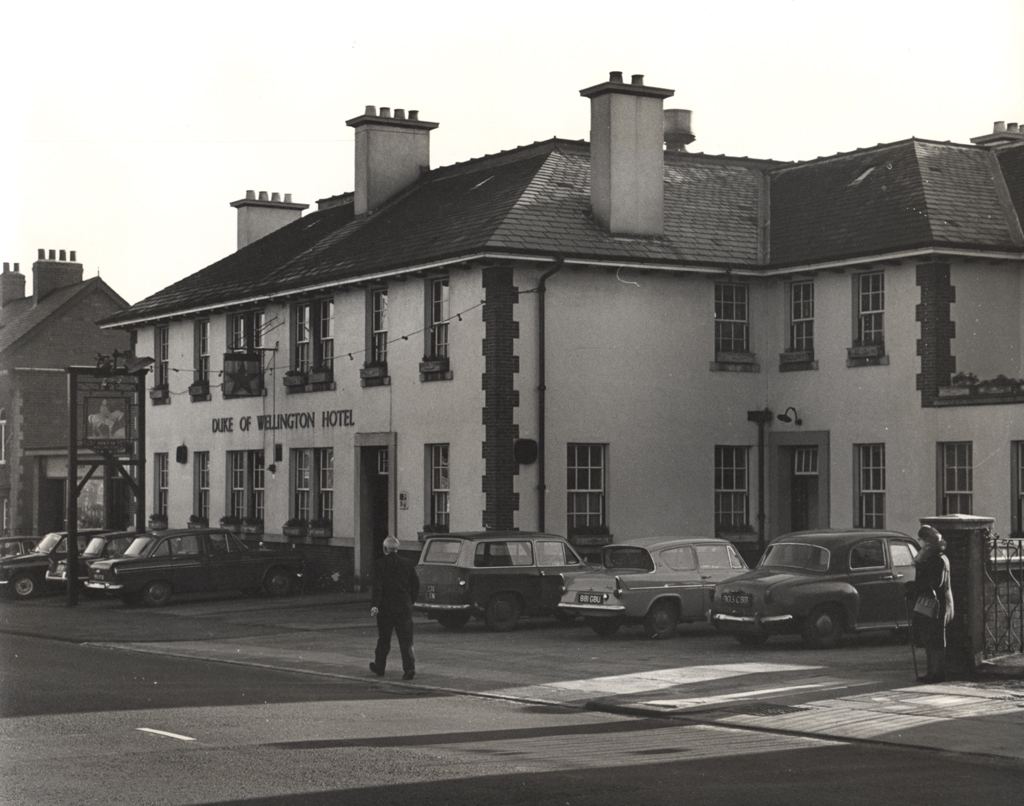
left=369, top=535, right=420, bottom=680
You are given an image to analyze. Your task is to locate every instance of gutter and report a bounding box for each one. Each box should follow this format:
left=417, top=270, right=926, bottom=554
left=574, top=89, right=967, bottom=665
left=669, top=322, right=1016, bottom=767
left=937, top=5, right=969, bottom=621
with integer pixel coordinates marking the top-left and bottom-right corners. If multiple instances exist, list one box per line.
left=537, top=256, right=563, bottom=533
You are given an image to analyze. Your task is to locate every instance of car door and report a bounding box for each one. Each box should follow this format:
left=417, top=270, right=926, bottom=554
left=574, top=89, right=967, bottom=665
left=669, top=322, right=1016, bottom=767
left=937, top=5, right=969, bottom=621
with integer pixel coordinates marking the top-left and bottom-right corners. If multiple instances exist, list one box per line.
left=203, top=531, right=257, bottom=591
left=164, top=533, right=206, bottom=593
left=693, top=543, right=748, bottom=617
left=658, top=547, right=705, bottom=619
left=848, top=537, right=903, bottom=626
left=535, top=540, right=585, bottom=611
left=471, top=540, right=541, bottom=612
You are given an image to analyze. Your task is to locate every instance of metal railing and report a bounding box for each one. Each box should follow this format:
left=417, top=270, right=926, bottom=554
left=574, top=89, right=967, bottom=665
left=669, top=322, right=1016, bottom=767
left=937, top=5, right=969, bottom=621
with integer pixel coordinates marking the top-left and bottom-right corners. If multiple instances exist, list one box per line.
left=983, top=533, right=1024, bottom=656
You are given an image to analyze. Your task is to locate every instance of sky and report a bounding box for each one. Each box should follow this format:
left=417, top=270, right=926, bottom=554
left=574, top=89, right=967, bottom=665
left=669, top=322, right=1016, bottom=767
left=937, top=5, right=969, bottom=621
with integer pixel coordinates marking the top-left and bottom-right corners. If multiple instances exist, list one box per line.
left=3, top=0, right=1023, bottom=306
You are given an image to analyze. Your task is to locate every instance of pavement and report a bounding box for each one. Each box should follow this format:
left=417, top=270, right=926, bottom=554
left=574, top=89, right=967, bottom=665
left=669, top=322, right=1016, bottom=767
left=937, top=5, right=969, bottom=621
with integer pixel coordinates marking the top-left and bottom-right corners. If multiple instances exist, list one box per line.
left=4, top=589, right=1024, bottom=763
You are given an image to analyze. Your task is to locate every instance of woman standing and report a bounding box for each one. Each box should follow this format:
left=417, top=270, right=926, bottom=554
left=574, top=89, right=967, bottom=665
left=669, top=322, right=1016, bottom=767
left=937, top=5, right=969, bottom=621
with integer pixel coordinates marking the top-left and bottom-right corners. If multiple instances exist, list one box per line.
left=912, top=525, right=954, bottom=683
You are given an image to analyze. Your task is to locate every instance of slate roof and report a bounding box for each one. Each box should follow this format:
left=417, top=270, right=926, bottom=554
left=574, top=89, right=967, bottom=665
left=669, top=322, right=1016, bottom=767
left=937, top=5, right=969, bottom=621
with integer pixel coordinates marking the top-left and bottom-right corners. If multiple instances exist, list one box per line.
left=104, top=136, right=1024, bottom=326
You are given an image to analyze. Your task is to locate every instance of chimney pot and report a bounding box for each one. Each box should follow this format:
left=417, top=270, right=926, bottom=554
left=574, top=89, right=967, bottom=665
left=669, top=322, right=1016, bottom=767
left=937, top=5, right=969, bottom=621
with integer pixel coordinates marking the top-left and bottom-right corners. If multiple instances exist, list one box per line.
left=38, top=249, right=45, bottom=259
left=14, top=263, right=19, bottom=272
left=380, top=107, right=391, bottom=118
left=284, top=193, right=293, bottom=203
left=409, top=110, right=419, bottom=120
left=59, top=249, right=66, bottom=261
left=394, top=108, right=406, bottom=119
left=246, top=189, right=256, bottom=200
left=609, top=71, right=623, bottom=83
left=49, top=250, right=56, bottom=260
left=70, top=250, right=76, bottom=261
left=258, top=191, right=269, bottom=201
left=271, top=192, right=281, bottom=202
left=994, top=121, right=1006, bottom=132
left=3, top=263, right=8, bottom=272
left=365, top=105, right=376, bottom=116
left=1009, top=123, right=1020, bottom=133
left=631, top=74, right=644, bottom=85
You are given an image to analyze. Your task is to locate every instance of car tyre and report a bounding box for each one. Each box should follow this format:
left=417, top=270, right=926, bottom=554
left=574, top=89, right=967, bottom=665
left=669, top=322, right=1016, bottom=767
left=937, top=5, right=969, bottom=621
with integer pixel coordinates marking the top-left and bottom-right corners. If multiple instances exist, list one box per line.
left=801, top=604, right=844, bottom=649
left=643, top=600, right=679, bottom=639
left=484, top=592, right=523, bottom=632
left=140, top=580, right=173, bottom=608
left=735, top=632, right=769, bottom=646
left=10, top=573, right=40, bottom=599
left=263, top=568, right=294, bottom=597
left=436, top=612, right=472, bottom=630
left=586, top=616, right=621, bottom=636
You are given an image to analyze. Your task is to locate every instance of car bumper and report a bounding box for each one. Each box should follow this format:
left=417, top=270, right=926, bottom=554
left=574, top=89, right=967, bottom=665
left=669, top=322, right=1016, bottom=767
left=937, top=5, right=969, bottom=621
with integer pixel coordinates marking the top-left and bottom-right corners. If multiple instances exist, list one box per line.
left=711, top=612, right=794, bottom=630
left=558, top=602, right=626, bottom=614
left=414, top=603, right=473, bottom=613
left=85, top=581, right=124, bottom=591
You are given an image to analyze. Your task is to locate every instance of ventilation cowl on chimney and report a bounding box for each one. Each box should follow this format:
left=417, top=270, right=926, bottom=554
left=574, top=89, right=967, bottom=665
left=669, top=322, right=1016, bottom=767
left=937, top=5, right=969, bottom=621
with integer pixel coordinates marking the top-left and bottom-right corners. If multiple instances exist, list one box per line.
left=345, top=106, right=439, bottom=217
left=580, top=72, right=675, bottom=237
left=229, top=191, right=309, bottom=250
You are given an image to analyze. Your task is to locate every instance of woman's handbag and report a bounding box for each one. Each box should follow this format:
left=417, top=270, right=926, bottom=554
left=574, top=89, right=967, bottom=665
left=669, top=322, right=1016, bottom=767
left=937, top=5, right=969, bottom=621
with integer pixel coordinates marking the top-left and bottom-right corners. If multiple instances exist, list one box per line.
left=914, top=593, right=939, bottom=619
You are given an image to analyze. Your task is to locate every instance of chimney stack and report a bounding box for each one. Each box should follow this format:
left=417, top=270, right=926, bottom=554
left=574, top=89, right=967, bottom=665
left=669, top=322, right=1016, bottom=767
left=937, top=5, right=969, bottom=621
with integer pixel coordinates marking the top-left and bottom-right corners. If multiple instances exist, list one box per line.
left=971, top=120, right=1024, bottom=149
left=581, top=72, right=675, bottom=237
left=229, top=191, right=308, bottom=250
left=32, top=249, right=83, bottom=304
left=1, top=261, right=26, bottom=308
left=346, top=105, right=439, bottom=216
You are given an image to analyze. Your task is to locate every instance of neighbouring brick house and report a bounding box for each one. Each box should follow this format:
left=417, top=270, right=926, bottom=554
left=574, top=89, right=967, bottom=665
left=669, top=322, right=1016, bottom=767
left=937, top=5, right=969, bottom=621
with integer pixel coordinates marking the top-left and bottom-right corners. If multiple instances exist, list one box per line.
left=0, top=252, right=130, bottom=535
left=100, top=72, right=1024, bottom=582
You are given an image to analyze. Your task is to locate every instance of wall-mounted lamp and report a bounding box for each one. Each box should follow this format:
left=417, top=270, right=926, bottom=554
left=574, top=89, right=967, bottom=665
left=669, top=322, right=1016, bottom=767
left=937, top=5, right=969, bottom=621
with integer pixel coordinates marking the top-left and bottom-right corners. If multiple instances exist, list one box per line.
left=777, top=407, right=802, bottom=425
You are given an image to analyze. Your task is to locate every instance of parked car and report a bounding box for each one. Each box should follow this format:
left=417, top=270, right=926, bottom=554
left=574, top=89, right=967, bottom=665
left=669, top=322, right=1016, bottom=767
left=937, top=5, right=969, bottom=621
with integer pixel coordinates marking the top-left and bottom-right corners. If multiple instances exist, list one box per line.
left=557, top=537, right=749, bottom=638
left=85, top=529, right=303, bottom=606
left=0, top=529, right=112, bottom=599
left=710, top=529, right=920, bottom=648
left=414, top=531, right=588, bottom=631
left=47, top=532, right=137, bottom=589
left=0, top=536, right=42, bottom=559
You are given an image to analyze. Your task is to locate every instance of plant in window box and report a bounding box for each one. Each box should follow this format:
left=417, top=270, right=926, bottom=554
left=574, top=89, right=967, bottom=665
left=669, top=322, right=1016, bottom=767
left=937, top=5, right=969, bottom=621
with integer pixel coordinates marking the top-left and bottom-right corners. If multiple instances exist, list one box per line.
left=977, top=374, right=1024, bottom=395
left=308, top=364, right=334, bottom=384
left=308, top=517, right=333, bottom=539
left=187, top=514, right=209, bottom=528
left=418, top=354, right=450, bottom=374
left=359, top=360, right=388, bottom=380
left=219, top=515, right=242, bottom=533
left=241, top=516, right=264, bottom=535
left=282, top=518, right=308, bottom=539
left=188, top=378, right=210, bottom=396
left=283, top=369, right=307, bottom=387
left=148, top=513, right=169, bottom=531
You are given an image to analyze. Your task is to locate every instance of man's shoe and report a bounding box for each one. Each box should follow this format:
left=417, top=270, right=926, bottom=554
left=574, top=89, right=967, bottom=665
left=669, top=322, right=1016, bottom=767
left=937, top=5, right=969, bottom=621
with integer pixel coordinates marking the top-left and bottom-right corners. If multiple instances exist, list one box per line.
left=402, top=670, right=416, bottom=680
left=369, top=662, right=384, bottom=676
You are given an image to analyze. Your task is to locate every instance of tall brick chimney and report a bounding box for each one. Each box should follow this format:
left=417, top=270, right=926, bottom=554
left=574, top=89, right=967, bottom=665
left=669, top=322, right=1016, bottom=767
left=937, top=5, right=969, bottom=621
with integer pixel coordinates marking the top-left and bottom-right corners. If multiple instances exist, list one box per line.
left=1, top=262, right=26, bottom=308
left=229, top=191, right=309, bottom=250
left=581, top=72, right=675, bottom=237
left=33, top=249, right=83, bottom=304
left=346, top=106, right=439, bottom=217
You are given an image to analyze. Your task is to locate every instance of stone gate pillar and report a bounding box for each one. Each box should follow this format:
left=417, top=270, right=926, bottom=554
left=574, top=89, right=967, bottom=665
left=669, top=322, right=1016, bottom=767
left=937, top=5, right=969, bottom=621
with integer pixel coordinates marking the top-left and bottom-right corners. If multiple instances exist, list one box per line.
left=920, top=514, right=995, bottom=676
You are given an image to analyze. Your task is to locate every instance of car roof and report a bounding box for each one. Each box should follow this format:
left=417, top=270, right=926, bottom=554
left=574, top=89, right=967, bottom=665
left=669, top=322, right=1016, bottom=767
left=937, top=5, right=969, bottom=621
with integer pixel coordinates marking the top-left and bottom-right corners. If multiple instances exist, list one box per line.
left=424, top=531, right=567, bottom=541
left=769, top=528, right=914, bottom=547
left=606, top=536, right=726, bottom=551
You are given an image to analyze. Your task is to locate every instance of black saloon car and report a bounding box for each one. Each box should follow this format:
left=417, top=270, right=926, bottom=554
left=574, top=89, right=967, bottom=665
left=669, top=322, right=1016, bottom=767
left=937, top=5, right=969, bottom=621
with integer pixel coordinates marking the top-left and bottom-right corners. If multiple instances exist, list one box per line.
left=47, top=532, right=137, bottom=589
left=86, top=529, right=303, bottom=606
left=710, top=529, right=920, bottom=648
left=0, top=529, right=111, bottom=599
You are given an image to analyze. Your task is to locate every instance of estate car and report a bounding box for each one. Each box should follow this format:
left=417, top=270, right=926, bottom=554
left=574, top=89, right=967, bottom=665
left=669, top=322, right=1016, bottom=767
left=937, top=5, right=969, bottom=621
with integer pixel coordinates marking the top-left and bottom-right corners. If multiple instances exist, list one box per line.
left=558, top=537, right=749, bottom=638
left=414, top=531, right=588, bottom=631
left=86, top=529, right=303, bottom=606
left=710, top=529, right=920, bottom=648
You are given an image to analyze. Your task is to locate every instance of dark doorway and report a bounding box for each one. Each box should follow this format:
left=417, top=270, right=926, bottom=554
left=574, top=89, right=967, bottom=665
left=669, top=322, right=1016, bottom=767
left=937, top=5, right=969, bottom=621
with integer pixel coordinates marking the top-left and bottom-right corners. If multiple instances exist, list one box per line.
left=789, top=446, right=820, bottom=532
left=360, top=447, right=390, bottom=560
left=39, top=479, right=66, bottom=534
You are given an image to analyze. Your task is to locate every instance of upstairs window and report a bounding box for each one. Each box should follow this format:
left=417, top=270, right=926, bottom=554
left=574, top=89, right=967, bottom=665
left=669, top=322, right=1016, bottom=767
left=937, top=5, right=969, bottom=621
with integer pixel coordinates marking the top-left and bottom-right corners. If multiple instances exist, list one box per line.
left=370, top=288, right=388, bottom=365
left=790, top=281, right=814, bottom=352
left=294, top=299, right=334, bottom=373
left=194, top=319, right=210, bottom=383
left=154, top=326, right=169, bottom=388
left=715, top=282, right=748, bottom=354
left=429, top=277, right=450, bottom=359
left=229, top=310, right=266, bottom=352
left=857, top=272, right=884, bottom=346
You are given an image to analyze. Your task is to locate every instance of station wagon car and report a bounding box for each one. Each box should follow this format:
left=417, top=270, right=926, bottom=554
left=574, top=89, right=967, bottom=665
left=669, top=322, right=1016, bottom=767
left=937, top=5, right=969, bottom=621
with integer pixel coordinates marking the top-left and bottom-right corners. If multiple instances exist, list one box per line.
left=0, top=529, right=111, bottom=599
left=558, top=537, right=749, bottom=638
left=86, top=529, right=303, bottom=606
left=47, top=532, right=136, bottom=589
left=414, top=531, right=588, bottom=631
left=710, top=529, right=920, bottom=648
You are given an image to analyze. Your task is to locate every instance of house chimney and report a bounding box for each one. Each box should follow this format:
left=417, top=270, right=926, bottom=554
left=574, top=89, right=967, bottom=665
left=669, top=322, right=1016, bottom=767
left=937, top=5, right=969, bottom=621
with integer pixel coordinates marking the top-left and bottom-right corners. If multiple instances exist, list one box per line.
left=32, top=249, right=83, bottom=303
left=346, top=105, right=439, bottom=216
left=664, top=109, right=695, bottom=153
left=970, top=120, right=1024, bottom=149
left=229, top=191, right=309, bottom=250
left=1, top=261, right=26, bottom=308
left=581, top=72, right=675, bottom=236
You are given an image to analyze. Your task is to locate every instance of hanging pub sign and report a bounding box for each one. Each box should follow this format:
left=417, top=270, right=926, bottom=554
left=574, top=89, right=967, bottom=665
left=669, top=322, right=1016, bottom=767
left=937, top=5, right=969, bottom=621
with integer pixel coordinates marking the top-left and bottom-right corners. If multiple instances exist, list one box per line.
left=223, top=352, right=264, bottom=398
left=76, top=374, right=139, bottom=454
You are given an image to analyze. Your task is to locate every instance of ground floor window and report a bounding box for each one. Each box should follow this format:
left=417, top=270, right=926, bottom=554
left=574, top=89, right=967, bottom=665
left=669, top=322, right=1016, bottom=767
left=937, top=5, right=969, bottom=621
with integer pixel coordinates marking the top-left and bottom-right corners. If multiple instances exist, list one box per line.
left=567, top=443, right=606, bottom=533
left=154, top=453, right=169, bottom=516
left=428, top=444, right=450, bottom=531
left=940, top=442, right=972, bottom=515
left=1015, top=442, right=1024, bottom=536
left=855, top=443, right=885, bottom=528
left=194, top=451, right=210, bottom=521
left=228, top=450, right=265, bottom=521
left=292, top=447, right=331, bottom=523
left=714, top=445, right=749, bottom=530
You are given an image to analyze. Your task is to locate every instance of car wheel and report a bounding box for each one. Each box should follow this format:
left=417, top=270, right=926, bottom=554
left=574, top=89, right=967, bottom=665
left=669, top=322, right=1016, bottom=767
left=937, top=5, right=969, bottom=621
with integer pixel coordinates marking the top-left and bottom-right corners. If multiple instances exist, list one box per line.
left=140, top=580, right=173, bottom=608
left=586, top=617, right=621, bottom=636
left=484, top=592, right=523, bottom=632
left=263, top=568, right=294, bottom=597
left=644, top=601, right=680, bottom=639
left=736, top=632, right=769, bottom=646
left=10, top=573, right=40, bottom=599
left=436, top=612, right=472, bottom=630
left=801, top=605, right=844, bottom=649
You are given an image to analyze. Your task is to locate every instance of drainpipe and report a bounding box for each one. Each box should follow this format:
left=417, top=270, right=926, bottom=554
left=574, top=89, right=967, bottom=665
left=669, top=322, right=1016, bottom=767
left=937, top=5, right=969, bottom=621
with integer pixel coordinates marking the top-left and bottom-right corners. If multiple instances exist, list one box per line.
left=746, top=408, right=773, bottom=557
left=537, top=256, right=564, bottom=532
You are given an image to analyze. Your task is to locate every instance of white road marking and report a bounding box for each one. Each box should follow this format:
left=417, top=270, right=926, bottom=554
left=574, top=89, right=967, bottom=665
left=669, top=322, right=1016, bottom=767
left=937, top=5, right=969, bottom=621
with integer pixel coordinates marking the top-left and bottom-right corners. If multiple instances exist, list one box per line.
left=642, top=682, right=841, bottom=709
left=137, top=727, right=196, bottom=742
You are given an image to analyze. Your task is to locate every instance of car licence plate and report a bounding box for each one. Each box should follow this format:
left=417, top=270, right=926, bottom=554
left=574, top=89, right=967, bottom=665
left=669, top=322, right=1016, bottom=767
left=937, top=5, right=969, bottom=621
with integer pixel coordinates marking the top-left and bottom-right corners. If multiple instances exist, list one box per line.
left=722, top=592, right=751, bottom=606
left=577, top=592, right=603, bottom=604
left=425, top=585, right=435, bottom=600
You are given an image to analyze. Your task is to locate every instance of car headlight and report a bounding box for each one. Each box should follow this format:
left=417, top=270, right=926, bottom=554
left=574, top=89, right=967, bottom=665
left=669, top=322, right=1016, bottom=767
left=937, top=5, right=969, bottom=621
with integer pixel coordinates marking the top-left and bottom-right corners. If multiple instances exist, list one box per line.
left=764, top=588, right=773, bottom=605
left=613, top=576, right=623, bottom=598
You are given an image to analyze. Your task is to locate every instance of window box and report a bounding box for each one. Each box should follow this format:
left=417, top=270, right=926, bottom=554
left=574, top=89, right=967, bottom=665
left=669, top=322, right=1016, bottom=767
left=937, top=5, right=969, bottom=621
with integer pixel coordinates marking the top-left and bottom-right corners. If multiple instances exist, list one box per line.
left=148, top=514, right=168, bottom=531
left=308, top=519, right=333, bottom=539
left=188, top=380, right=211, bottom=402
left=711, top=352, right=759, bottom=373
left=360, top=363, right=388, bottom=380
left=419, top=357, right=450, bottom=374
left=283, top=519, right=308, bottom=539
left=219, top=516, right=242, bottom=534
left=149, top=386, right=170, bottom=404
left=780, top=350, right=814, bottom=365
left=283, top=371, right=307, bottom=388
left=847, top=342, right=885, bottom=359
left=568, top=524, right=613, bottom=548
left=241, top=517, right=264, bottom=535
left=308, top=367, right=334, bottom=385
left=187, top=515, right=209, bottom=529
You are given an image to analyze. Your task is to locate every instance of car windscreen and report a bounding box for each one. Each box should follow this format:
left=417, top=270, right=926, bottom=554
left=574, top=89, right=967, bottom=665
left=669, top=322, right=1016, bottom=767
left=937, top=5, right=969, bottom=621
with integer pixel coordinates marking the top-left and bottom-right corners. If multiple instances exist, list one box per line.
left=423, top=540, right=462, bottom=564
left=603, top=547, right=655, bottom=571
left=35, top=534, right=64, bottom=553
left=760, top=542, right=830, bottom=572
left=84, top=535, right=135, bottom=558
left=474, top=541, right=534, bottom=568
left=124, top=536, right=157, bottom=556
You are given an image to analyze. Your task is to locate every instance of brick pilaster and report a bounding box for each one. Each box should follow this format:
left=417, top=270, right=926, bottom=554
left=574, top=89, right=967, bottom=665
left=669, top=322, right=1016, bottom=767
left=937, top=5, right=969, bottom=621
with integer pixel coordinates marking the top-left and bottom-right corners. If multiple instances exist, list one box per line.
left=915, top=261, right=956, bottom=407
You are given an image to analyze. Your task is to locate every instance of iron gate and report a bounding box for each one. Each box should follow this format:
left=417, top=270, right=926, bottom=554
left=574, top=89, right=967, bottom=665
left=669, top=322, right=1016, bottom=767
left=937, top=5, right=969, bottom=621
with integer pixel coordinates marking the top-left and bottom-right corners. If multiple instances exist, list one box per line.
left=983, top=532, right=1024, bottom=656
